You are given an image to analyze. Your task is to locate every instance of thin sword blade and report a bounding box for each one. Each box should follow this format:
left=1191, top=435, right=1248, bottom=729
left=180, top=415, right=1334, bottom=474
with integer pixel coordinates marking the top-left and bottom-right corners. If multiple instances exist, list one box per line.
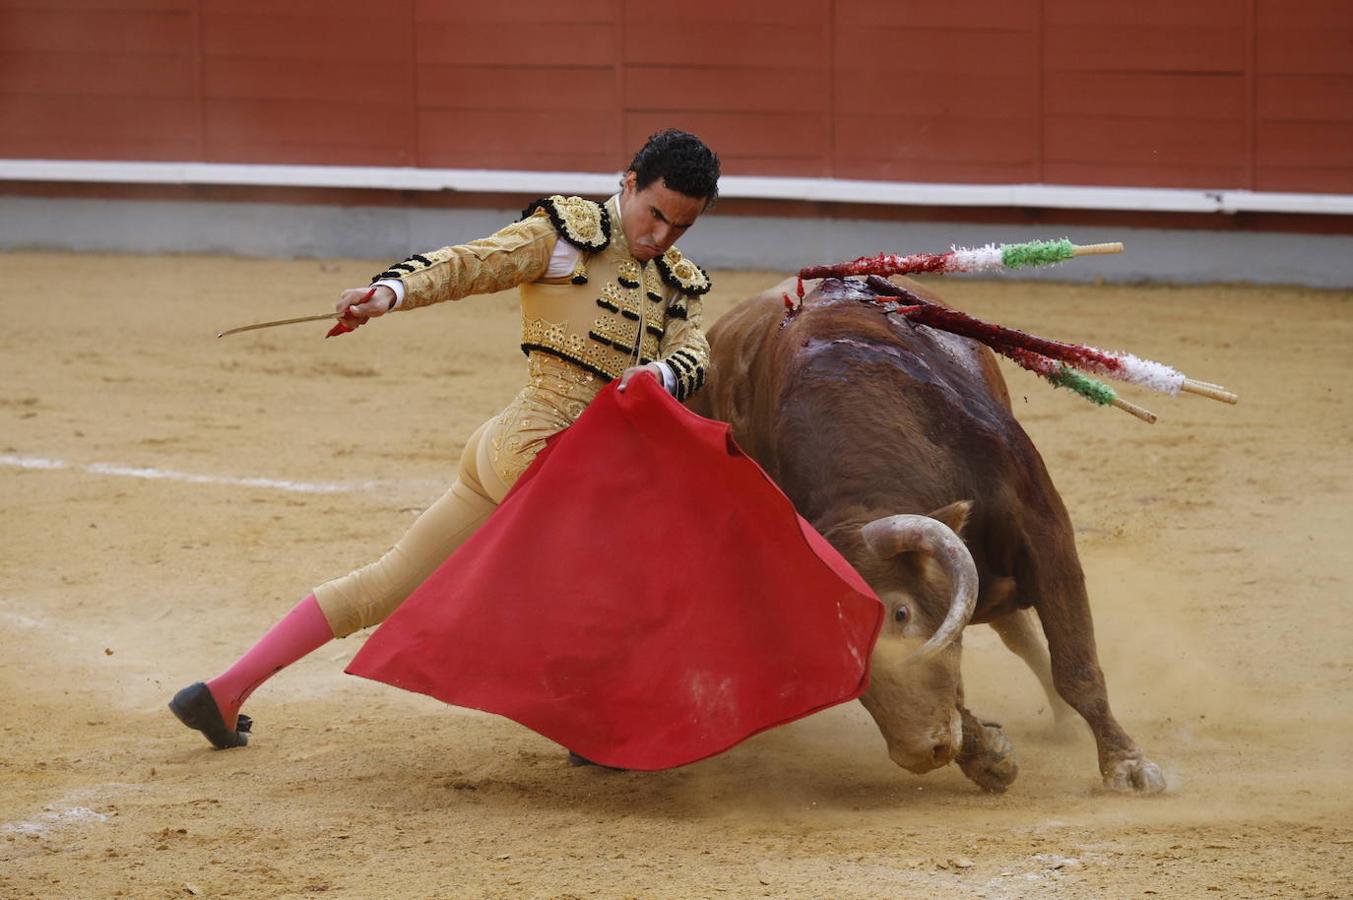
left=217, top=312, right=340, bottom=338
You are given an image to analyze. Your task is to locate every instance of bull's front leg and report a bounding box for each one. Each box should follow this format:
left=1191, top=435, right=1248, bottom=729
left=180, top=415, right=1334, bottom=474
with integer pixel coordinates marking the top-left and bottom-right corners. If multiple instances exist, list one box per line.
left=955, top=706, right=1018, bottom=793
left=1034, top=588, right=1167, bottom=794
left=952, top=669, right=1018, bottom=792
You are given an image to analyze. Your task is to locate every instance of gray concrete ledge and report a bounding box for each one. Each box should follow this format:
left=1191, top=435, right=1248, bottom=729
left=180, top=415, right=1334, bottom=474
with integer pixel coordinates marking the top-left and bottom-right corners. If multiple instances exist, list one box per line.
left=3, top=195, right=1351, bottom=288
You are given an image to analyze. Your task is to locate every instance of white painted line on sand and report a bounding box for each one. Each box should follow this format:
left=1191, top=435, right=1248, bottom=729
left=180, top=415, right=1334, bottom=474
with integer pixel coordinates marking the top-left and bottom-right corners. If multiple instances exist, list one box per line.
left=1, top=806, right=108, bottom=836
left=2, top=453, right=364, bottom=494
left=2, top=455, right=66, bottom=470
left=0, top=609, right=49, bottom=629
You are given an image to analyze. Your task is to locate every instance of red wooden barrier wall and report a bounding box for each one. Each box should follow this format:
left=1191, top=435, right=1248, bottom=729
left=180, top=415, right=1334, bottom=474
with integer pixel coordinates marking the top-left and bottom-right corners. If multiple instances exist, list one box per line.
left=1, top=0, right=1349, bottom=193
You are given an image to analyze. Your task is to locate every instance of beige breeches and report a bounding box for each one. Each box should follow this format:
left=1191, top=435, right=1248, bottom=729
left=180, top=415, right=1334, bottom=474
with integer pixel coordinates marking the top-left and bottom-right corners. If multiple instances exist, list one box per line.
left=313, top=354, right=601, bottom=638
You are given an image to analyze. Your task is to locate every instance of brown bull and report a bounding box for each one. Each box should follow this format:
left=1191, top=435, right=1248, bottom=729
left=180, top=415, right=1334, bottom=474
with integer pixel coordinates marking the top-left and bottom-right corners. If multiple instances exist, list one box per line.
left=689, top=275, right=1165, bottom=794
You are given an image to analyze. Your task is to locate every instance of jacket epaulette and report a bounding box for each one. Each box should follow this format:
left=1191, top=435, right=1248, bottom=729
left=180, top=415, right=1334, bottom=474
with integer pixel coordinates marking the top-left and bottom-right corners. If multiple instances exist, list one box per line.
left=654, top=247, right=712, bottom=297
left=519, top=195, right=611, bottom=254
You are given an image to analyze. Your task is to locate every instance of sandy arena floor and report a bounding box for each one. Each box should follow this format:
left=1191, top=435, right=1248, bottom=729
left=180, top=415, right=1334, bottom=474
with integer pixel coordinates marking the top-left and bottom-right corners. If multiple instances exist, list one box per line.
left=1, top=251, right=1350, bottom=898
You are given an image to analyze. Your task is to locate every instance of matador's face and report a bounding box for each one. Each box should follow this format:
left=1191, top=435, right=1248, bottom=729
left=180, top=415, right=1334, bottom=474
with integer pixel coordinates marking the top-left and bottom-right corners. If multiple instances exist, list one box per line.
left=618, top=170, right=707, bottom=263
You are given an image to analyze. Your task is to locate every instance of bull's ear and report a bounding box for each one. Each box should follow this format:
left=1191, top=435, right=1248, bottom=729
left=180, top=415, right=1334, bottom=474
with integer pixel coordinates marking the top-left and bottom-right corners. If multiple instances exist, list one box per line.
left=926, top=500, right=972, bottom=538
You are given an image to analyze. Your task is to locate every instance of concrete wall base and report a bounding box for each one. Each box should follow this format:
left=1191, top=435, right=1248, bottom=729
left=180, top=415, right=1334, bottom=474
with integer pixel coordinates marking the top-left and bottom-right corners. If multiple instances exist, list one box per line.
left=4, top=195, right=1350, bottom=288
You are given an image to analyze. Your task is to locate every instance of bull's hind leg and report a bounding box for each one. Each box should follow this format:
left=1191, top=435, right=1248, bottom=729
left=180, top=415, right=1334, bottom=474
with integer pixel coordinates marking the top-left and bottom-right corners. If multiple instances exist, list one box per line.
left=987, top=608, right=1076, bottom=733
left=1026, top=553, right=1166, bottom=793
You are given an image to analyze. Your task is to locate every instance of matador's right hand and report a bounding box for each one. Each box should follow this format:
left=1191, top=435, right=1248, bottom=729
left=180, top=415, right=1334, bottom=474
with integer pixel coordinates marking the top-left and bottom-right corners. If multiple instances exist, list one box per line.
left=331, top=285, right=397, bottom=336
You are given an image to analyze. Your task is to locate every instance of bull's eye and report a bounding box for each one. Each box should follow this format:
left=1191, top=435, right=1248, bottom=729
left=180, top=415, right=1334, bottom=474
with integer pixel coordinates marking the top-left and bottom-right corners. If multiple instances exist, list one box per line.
left=893, top=606, right=910, bottom=624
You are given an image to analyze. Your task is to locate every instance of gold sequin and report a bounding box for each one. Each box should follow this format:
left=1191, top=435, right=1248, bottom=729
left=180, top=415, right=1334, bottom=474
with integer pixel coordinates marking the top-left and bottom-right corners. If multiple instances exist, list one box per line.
left=589, top=313, right=638, bottom=349
left=570, top=256, right=589, bottom=284
left=523, top=313, right=631, bottom=377
left=643, top=264, right=665, bottom=301
left=538, top=195, right=609, bottom=251
left=641, top=330, right=662, bottom=360
left=489, top=354, right=603, bottom=483
left=656, top=246, right=712, bottom=295
left=617, top=258, right=641, bottom=287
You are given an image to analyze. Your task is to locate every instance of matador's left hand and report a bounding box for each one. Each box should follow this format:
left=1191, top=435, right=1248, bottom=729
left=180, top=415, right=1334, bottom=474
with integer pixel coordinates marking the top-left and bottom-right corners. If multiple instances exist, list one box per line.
left=617, top=363, right=664, bottom=392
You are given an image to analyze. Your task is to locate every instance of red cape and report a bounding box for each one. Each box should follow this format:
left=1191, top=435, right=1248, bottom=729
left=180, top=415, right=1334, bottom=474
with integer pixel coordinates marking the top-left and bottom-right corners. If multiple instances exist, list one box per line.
left=346, top=375, right=883, bottom=770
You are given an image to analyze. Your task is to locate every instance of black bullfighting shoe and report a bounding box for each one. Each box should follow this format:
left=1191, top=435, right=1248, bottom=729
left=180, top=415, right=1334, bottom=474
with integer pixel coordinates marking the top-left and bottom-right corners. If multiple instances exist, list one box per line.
left=169, top=682, right=252, bottom=749
left=566, top=751, right=626, bottom=771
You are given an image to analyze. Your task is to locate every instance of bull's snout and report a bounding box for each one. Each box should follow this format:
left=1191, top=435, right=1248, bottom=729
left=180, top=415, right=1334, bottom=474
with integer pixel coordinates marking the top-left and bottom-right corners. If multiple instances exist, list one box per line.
left=885, top=711, right=962, bottom=774
left=889, top=735, right=959, bottom=774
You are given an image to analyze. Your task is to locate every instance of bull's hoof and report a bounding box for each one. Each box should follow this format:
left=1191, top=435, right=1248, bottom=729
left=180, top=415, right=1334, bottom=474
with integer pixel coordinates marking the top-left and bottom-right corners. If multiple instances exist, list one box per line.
left=1103, top=755, right=1166, bottom=794
left=957, top=720, right=1018, bottom=793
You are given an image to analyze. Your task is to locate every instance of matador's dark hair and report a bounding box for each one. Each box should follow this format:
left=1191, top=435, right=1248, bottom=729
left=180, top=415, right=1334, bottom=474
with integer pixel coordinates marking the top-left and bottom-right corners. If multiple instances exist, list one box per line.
left=626, top=129, right=721, bottom=206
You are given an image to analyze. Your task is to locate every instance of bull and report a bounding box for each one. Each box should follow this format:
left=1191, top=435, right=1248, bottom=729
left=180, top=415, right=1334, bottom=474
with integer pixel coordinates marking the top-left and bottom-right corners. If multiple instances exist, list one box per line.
left=688, top=275, right=1165, bottom=793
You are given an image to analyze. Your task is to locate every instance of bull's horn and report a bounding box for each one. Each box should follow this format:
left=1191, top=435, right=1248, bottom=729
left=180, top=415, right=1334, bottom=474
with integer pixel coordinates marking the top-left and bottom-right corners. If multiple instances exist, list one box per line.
left=860, top=514, right=979, bottom=659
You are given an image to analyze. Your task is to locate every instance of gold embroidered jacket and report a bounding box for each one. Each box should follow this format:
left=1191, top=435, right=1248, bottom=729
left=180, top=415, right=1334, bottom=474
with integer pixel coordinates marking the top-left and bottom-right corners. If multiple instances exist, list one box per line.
left=371, top=195, right=710, bottom=400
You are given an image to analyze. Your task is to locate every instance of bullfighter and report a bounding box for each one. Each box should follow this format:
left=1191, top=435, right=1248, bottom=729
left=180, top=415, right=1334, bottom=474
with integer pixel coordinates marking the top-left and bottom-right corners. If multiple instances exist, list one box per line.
left=170, top=129, right=721, bottom=751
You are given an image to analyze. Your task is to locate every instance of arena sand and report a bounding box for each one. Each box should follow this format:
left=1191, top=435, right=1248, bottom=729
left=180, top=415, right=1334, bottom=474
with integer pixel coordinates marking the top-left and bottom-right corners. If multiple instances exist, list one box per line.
left=1, top=251, right=1350, bottom=898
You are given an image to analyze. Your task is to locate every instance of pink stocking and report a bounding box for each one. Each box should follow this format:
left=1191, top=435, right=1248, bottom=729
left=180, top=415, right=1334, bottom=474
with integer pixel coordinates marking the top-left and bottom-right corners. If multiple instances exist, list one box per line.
left=206, top=594, right=334, bottom=729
